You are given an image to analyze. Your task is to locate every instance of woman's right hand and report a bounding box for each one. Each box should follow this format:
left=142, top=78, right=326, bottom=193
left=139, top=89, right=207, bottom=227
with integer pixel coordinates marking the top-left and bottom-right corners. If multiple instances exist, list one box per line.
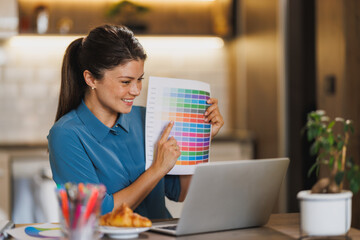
left=112, top=121, right=181, bottom=210
left=151, top=121, right=181, bottom=175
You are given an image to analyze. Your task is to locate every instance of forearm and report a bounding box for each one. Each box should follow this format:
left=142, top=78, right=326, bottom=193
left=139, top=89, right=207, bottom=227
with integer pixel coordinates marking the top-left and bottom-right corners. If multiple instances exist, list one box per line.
left=112, top=166, right=164, bottom=211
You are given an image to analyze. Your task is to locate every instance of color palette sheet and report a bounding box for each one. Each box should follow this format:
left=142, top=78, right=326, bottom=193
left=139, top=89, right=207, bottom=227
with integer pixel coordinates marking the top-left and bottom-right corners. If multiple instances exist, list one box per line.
left=6, top=223, right=61, bottom=240
left=146, top=76, right=211, bottom=175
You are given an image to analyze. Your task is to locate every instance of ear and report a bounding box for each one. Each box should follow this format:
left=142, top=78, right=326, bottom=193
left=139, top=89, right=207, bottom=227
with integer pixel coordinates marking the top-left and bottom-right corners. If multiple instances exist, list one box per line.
left=83, top=70, right=97, bottom=89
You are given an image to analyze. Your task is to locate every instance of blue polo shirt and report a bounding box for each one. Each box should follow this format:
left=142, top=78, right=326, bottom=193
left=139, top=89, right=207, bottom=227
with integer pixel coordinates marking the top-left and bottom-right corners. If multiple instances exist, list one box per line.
left=47, top=101, right=180, bottom=219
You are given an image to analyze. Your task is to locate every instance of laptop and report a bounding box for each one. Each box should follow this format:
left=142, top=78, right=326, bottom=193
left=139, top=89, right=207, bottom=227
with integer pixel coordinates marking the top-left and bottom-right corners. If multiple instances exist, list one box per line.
left=151, top=158, right=289, bottom=236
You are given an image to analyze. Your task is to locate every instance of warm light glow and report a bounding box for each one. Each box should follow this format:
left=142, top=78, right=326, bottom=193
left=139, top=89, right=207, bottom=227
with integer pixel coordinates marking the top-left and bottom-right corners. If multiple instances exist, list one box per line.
left=9, top=35, right=81, bottom=50
left=19, top=0, right=215, bottom=2
left=8, top=35, right=224, bottom=51
left=138, top=36, right=224, bottom=50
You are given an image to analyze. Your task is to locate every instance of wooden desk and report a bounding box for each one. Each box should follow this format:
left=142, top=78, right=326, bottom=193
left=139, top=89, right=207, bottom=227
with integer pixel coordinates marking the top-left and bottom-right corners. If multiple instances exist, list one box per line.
left=13, top=213, right=360, bottom=239
left=117, top=213, right=360, bottom=240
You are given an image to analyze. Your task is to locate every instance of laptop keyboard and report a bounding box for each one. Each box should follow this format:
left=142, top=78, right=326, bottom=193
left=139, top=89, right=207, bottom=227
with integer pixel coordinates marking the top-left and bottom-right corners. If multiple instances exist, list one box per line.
left=160, top=225, right=177, bottom=230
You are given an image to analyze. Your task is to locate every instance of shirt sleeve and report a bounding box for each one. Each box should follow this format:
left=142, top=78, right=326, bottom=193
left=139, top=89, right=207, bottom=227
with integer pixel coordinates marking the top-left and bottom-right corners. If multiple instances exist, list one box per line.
left=48, top=127, right=114, bottom=214
left=164, top=175, right=181, bottom=202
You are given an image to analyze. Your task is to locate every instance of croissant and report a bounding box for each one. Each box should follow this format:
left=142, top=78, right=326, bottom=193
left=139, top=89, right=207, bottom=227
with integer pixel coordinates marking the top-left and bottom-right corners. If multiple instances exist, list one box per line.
left=99, top=203, right=152, bottom=228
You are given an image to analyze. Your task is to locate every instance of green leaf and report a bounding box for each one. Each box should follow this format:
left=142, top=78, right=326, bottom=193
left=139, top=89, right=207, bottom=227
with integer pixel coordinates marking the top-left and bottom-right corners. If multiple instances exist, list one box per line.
left=310, top=142, right=319, bottom=156
left=329, top=156, right=334, bottom=168
left=337, top=158, right=342, bottom=171
left=346, top=166, right=360, bottom=194
left=328, top=121, right=335, bottom=130
left=307, top=126, right=318, bottom=141
left=347, top=169, right=354, bottom=181
left=337, top=140, right=344, bottom=151
left=307, top=162, right=318, bottom=178
left=106, top=0, right=150, bottom=18
left=136, top=5, right=150, bottom=13
left=316, top=163, right=320, bottom=177
left=335, top=171, right=345, bottom=185
left=309, top=112, right=319, bottom=121
left=307, top=128, right=314, bottom=141
left=349, top=124, right=354, bottom=133
left=350, top=180, right=360, bottom=194
left=318, top=125, right=325, bottom=136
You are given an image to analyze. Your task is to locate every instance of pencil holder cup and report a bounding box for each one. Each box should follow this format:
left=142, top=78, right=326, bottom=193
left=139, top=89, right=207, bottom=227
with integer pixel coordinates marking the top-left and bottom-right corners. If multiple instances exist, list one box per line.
left=56, top=183, right=106, bottom=240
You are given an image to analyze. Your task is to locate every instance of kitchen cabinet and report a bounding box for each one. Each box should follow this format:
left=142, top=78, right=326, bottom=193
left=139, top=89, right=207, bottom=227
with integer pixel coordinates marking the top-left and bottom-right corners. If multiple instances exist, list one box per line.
left=17, top=0, right=234, bottom=37
left=0, top=0, right=18, bottom=38
left=0, top=146, right=48, bottom=219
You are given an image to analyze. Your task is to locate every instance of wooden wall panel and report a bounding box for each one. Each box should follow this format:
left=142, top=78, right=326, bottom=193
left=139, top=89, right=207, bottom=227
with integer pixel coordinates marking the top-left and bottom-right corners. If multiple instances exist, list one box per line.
left=343, top=0, right=360, bottom=229
left=316, top=0, right=345, bottom=118
left=228, top=0, right=282, bottom=212
left=242, top=0, right=279, bottom=159
left=316, top=0, right=360, bottom=228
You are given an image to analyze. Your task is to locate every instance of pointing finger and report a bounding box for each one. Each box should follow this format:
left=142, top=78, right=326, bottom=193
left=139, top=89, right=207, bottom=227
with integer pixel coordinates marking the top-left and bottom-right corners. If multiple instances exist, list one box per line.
left=159, top=121, right=174, bottom=144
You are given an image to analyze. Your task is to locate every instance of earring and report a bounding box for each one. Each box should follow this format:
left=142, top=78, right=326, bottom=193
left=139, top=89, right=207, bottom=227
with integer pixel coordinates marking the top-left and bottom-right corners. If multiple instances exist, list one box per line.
left=91, top=87, right=95, bottom=90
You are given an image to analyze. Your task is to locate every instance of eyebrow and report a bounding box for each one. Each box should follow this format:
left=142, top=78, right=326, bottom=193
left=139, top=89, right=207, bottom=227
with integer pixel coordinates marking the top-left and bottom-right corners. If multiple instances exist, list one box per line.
left=118, top=73, right=145, bottom=79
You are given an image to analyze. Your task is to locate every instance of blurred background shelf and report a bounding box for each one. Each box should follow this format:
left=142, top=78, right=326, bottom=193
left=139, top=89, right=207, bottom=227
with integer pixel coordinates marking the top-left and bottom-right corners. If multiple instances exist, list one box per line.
left=16, top=0, right=234, bottom=37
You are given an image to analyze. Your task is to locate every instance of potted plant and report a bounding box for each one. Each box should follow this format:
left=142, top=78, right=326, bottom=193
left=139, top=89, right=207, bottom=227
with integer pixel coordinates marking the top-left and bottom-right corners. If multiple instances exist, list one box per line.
left=297, top=110, right=360, bottom=237
left=105, top=0, right=150, bottom=33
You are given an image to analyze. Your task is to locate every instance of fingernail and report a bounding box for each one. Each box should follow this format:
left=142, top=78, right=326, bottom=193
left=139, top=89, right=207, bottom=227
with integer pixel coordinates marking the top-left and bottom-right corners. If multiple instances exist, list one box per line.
left=204, top=118, right=208, bottom=122
left=204, top=111, right=208, bottom=115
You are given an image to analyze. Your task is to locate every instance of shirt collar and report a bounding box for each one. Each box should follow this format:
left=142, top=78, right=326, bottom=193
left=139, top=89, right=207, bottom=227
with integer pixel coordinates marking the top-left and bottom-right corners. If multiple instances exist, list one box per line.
left=76, top=101, right=131, bottom=142
left=116, top=112, right=130, bottom=133
left=76, top=101, right=112, bottom=142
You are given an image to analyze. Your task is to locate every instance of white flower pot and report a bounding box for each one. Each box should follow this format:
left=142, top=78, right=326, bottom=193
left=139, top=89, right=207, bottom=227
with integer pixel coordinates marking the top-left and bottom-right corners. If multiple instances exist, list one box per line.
left=297, top=190, right=352, bottom=237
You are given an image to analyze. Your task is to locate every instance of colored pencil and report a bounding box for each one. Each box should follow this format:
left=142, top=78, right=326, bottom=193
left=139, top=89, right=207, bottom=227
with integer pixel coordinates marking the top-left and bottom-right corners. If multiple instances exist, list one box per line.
left=59, top=189, right=70, bottom=226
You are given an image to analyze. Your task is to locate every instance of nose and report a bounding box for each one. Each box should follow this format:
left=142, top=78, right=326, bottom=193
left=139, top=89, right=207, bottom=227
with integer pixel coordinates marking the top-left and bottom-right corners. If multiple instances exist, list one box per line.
left=129, top=81, right=141, bottom=96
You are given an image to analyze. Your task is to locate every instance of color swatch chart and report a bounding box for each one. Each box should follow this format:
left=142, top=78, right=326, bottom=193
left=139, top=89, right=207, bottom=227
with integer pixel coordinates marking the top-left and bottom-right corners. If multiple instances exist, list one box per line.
left=146, top=77, right=212, bottom=175
left=162, top=87, right=211, bottom=164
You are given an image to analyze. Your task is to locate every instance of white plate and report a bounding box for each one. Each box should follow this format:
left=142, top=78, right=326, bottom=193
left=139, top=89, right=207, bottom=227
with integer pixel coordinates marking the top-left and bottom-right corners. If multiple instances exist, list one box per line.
left=98, top=226, right=150, bottom=239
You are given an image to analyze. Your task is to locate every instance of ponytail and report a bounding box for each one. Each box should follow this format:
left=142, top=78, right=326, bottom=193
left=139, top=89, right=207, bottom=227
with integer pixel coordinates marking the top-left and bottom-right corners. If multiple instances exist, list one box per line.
left=55, top=38, right=86, bottom=122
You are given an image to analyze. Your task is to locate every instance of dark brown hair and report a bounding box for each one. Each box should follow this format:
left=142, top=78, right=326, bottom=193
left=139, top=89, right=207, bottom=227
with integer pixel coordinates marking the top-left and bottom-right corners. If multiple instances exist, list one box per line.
left=55, top=25, right=147, bottom=122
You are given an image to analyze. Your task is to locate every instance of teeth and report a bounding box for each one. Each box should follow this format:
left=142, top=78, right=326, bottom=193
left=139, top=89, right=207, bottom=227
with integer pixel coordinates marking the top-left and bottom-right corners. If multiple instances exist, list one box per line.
left=122, top=99, right=133, bottom=103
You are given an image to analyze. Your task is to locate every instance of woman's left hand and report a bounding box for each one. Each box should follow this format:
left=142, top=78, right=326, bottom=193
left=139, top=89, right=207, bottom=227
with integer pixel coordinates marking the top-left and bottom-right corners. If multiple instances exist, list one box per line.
left=204, top=98, right=224, bottom=139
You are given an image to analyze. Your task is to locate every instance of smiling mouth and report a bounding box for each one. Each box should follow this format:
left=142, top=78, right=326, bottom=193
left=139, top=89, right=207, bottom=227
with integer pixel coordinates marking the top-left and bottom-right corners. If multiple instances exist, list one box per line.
left=122, top=99, right=134, bottom=103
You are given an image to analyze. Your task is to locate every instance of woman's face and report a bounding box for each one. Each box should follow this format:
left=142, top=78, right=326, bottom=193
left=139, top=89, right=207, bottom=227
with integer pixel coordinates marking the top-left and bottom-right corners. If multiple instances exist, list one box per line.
left=93, top=60, right=144, bottom=115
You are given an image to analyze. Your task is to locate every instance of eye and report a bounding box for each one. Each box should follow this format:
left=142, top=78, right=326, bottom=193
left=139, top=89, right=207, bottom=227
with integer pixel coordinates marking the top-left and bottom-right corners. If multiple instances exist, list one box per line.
left=138, top=77, right=144, bottom=81
left=121, top=81, right=131, bottom=84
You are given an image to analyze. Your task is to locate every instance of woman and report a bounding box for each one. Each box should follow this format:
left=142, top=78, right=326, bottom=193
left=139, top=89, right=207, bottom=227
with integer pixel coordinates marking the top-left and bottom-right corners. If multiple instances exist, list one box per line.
left=48, top=25, right=224, bottom=219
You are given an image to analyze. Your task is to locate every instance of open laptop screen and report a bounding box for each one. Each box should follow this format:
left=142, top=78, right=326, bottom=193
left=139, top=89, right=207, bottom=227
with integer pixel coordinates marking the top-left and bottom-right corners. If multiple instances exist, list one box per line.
left=151, top=158, right=289, bottom=236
